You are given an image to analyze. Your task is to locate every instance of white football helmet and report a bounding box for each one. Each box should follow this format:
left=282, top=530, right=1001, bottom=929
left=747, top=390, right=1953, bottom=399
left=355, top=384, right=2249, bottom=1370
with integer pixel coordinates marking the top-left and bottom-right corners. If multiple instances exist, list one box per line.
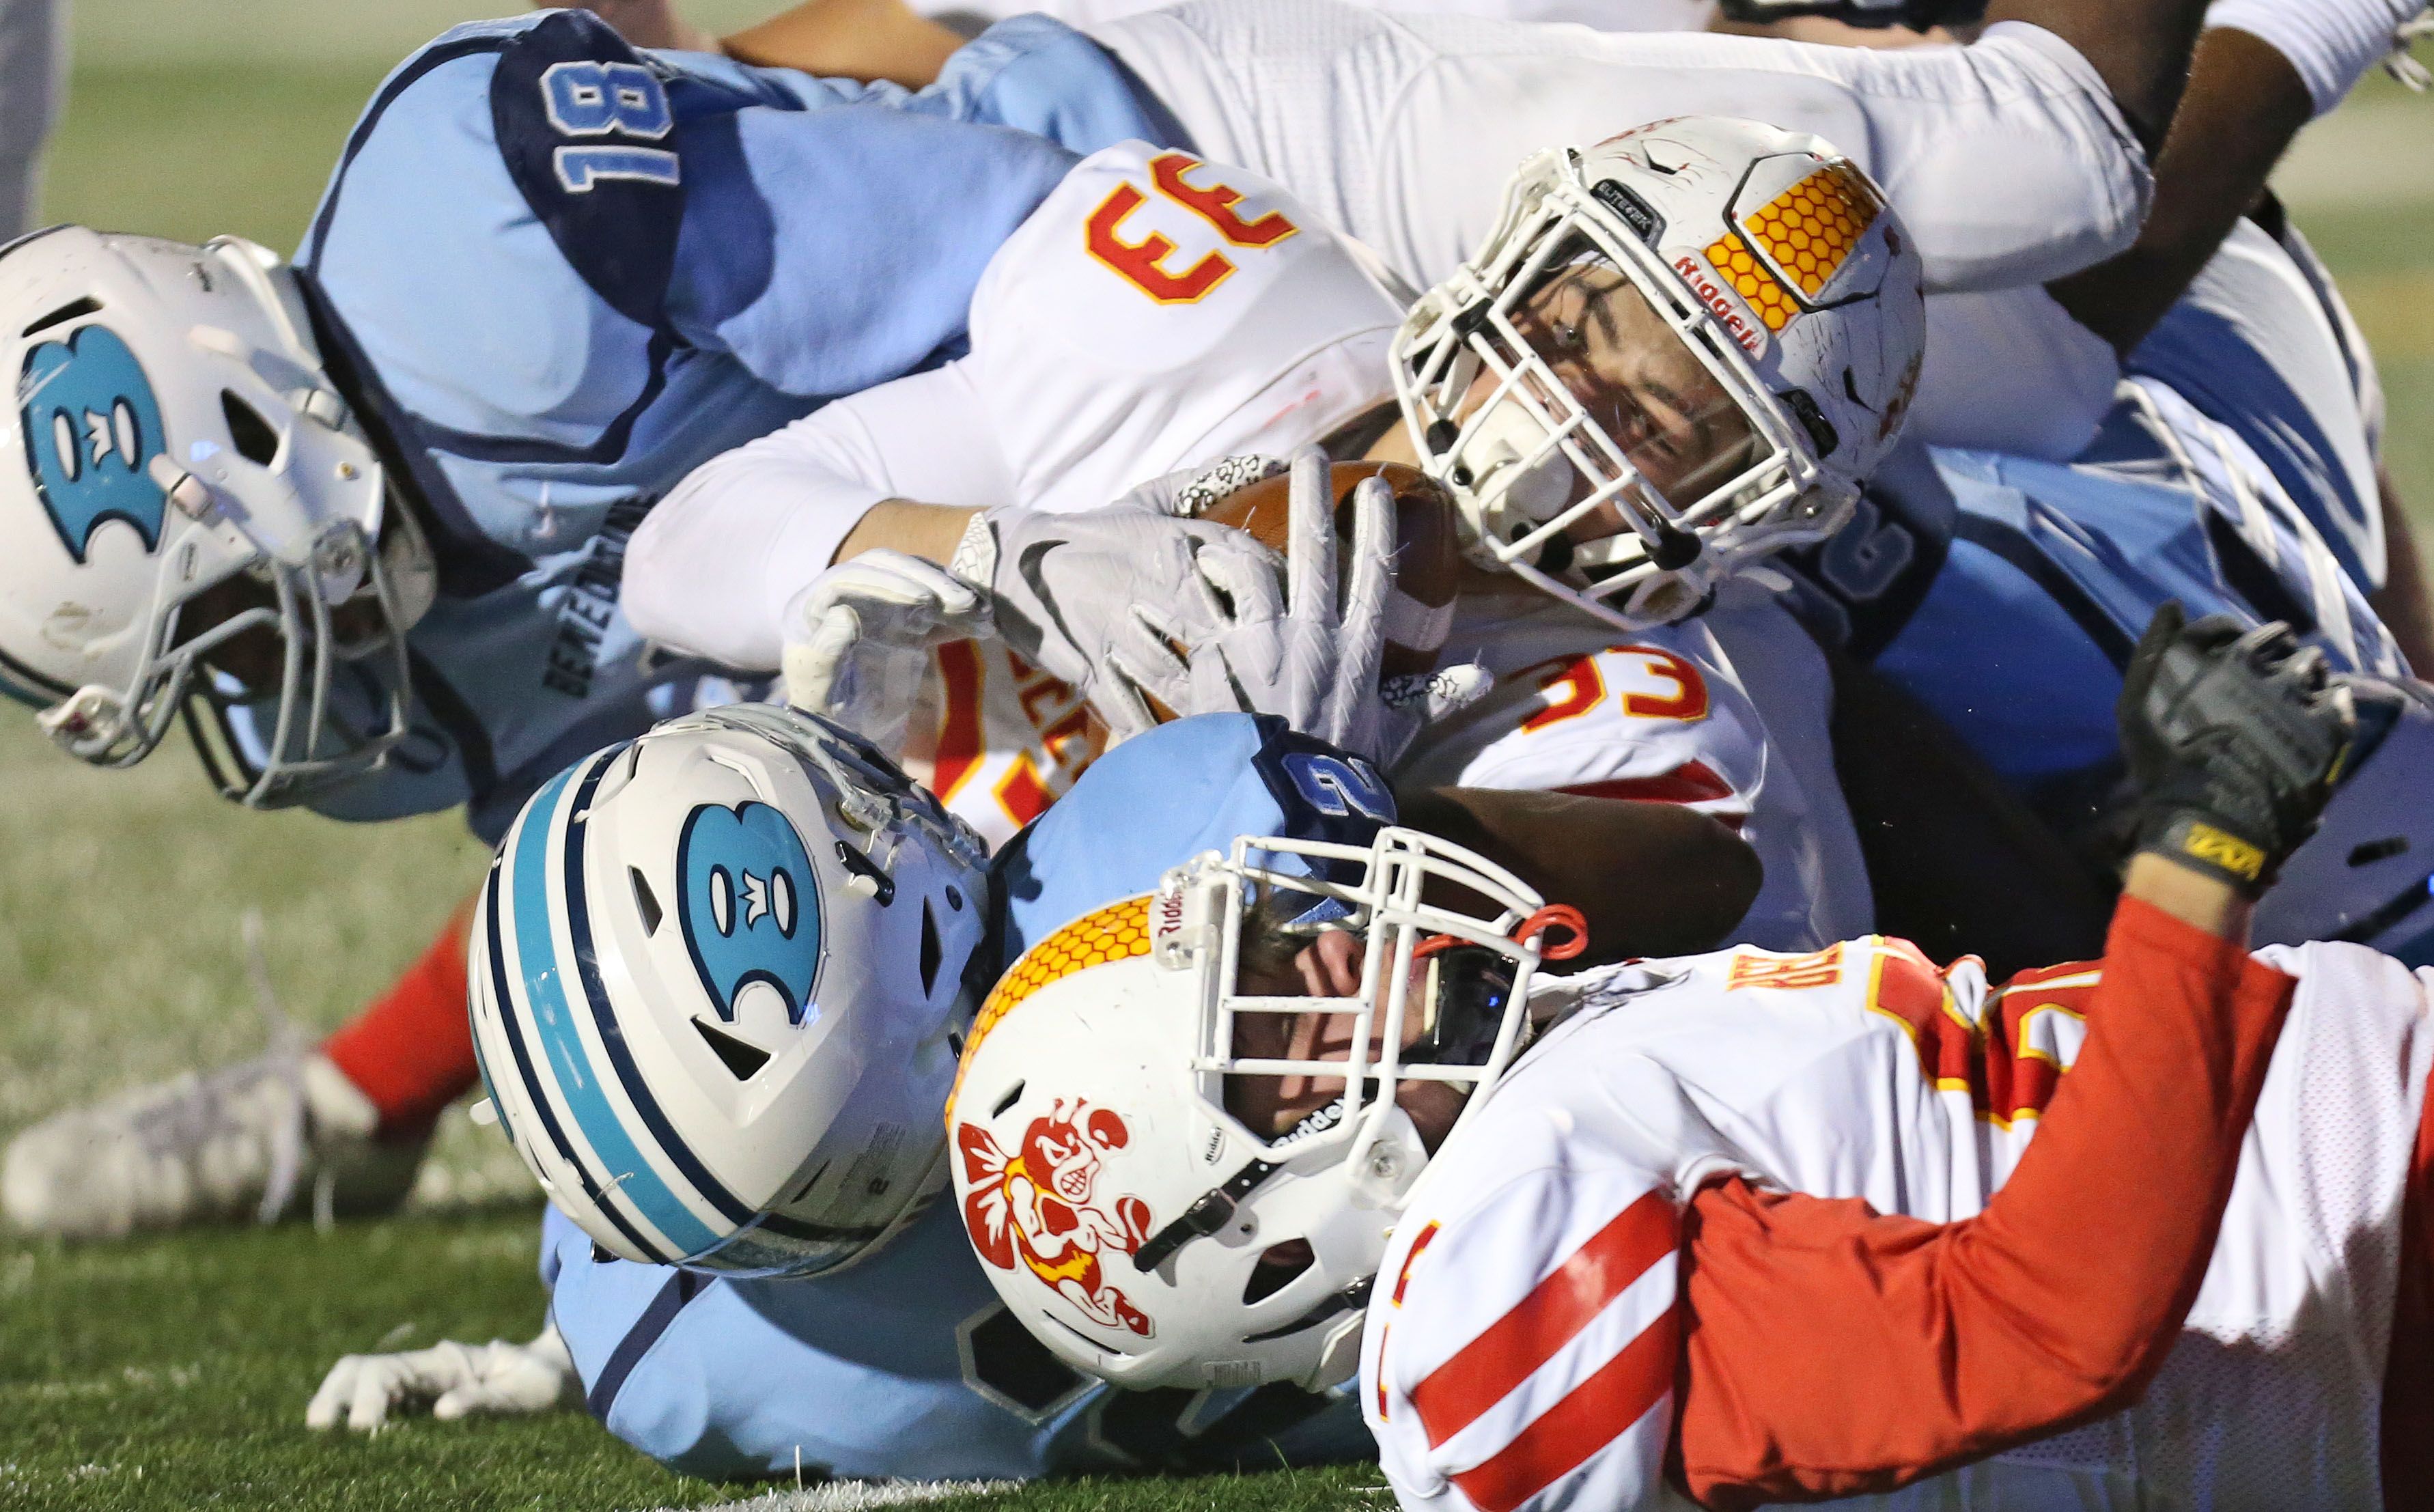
left=945, top=827, right=1580, bottom=1390
left=1393, top=117, right=1927, bottom=628
left=0, top=226, right=434, bottom=806
left=471, top=703, right=992, bottom=1277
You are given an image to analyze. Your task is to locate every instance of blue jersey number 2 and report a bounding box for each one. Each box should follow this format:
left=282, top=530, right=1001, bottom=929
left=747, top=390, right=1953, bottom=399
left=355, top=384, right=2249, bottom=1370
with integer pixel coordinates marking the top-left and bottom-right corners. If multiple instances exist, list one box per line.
left=542, top=61, right=680, bottom=193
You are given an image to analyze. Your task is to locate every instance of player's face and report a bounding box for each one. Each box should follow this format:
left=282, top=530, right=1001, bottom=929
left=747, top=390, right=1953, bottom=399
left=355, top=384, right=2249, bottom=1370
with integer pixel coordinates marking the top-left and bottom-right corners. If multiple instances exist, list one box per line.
left=172, top=511, right=433, bottom=697
left=1225, top=927, right=1479, bottom=1153
left=178, top=569, right=392, bottom=695
left=1465, top=260, right=1760, bottom=537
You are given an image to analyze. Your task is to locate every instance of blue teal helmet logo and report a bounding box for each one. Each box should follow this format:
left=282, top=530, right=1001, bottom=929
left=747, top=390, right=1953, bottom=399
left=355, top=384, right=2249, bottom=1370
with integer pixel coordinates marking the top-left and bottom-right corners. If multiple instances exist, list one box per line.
left=676, top=801, right=822, bottom=1024
left=17, top=325, right=171, bottom=563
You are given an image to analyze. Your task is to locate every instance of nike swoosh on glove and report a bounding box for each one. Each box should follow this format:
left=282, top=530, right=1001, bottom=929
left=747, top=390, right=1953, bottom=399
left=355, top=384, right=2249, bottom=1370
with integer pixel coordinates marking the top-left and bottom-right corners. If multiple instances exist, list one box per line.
left=951, top=503, right=1292, bottom=744
left=781, top=550, right=994, bottom=754
left=305, top=1324, right=576, bottom=1432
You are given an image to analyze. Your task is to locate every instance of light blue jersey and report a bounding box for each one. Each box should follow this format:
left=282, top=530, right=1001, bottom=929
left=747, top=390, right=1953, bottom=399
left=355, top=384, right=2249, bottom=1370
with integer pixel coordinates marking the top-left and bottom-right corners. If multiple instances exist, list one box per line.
left=279, top=10, right=1182, bottom=841
left=1862, top=384, right=2398, bottom=793
left=1780, top=216, right=2401, bottom=798
left=546, top=714, right=1387, bottom=1479
left=1774, top=282, right=2430, bottom=962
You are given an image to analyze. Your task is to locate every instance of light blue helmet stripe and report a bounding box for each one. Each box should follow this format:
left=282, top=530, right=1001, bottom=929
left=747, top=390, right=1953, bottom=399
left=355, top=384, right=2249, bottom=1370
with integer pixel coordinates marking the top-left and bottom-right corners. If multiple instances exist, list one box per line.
left=510, top=753, right=724, bottom=1258
left=560, top=750, right=759, bottom=1227
left=480, top=856, right=672, bottom=1264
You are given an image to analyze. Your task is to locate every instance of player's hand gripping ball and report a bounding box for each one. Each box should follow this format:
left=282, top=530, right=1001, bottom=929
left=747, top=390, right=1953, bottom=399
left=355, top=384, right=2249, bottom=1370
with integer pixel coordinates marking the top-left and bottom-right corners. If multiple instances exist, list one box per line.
left=1192, top=456, right=1464, bottom=688
left=1136, top=449, right=1483, bottom=764
left=2116, top=602, right=2360, bottom=895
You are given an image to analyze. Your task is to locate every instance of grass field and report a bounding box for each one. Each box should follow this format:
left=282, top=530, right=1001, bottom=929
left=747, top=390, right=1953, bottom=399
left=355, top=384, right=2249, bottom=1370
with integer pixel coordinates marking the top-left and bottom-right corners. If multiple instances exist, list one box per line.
left=6, top=14, right=2434, bottom=1512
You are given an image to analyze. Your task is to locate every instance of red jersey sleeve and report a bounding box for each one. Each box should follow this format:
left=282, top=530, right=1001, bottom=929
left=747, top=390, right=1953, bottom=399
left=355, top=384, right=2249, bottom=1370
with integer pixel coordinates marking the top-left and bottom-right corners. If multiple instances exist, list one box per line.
left=1671, top=897, right=2297, bottom=1509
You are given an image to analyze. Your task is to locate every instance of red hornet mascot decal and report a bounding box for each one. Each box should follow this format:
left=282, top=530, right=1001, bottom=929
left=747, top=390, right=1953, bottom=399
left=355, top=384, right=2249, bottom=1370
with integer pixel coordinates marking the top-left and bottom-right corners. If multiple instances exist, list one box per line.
left=960, top=1100, right=1156, bottom=1336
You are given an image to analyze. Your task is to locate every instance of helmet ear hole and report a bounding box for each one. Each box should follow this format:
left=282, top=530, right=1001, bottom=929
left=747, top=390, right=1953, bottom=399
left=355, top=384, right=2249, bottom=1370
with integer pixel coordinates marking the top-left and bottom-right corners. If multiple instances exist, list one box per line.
left=1244, top=1240, right=1315, bottom=1304
left=221, top=391, right=279, bottom=465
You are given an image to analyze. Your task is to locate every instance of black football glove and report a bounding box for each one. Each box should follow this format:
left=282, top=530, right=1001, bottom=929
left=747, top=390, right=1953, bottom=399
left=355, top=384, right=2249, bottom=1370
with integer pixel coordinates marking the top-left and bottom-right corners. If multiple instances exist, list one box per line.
left=2116, top=603, right=2358, bottom=897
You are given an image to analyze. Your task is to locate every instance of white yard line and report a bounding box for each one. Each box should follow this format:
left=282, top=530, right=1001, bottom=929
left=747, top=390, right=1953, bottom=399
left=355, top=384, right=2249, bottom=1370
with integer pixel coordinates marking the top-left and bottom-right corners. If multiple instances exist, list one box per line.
left=647, top=1479, right=1018, bottom=1512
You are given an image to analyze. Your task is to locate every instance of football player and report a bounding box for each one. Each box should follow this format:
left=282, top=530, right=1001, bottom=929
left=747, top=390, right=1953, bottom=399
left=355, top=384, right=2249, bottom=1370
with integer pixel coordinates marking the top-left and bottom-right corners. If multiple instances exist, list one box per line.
left=624, top=118, right=1920, bottom=960
left=307, top=684, right=1759, bottom=1470
left=0, top=8, right=1244, bottom=1240
left=948, top=607, right=2434, bottom=1509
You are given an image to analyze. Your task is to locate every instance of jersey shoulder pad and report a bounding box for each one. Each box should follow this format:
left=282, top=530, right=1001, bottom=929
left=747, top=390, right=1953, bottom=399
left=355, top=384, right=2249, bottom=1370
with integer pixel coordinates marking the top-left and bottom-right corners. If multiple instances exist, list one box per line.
left=975, top=141, right=1396, bottom=372
left=1368, top=1153, right=1679, bottom=1512
left=484, top=9, right=691, bottom=328
left=994, top=714, right=1393, bottom=955
left=1412, top=622, right=1765, bottom=819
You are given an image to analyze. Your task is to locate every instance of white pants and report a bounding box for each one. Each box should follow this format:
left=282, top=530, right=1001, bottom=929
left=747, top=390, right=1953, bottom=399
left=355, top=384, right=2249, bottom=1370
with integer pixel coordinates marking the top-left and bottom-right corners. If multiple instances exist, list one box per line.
left=0, top=0, right=66, bottom=241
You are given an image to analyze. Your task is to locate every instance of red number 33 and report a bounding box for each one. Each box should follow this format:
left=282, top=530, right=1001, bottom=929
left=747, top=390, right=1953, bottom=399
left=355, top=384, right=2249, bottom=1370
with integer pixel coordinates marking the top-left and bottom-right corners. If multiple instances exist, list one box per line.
left=1085, top=153, right=1299, bottom=305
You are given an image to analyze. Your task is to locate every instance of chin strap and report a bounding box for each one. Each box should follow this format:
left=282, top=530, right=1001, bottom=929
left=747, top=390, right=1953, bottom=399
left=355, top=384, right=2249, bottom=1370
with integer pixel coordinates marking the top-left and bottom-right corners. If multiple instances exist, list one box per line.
left=1132, top=1156, right=1283, bottom=1274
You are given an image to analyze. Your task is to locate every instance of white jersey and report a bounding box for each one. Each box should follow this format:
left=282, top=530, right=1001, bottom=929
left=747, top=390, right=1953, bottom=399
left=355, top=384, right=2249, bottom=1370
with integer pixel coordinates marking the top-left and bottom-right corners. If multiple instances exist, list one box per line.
left=1087, top=0, right=2144, bottom=458
left=1399, top=585, right=1870, bottom=949
left=631, top=142, right=1868, bottom=944
left=1367, top=937, right=2434, bottom=1511
left=630, top=139, right=1395, bottom=837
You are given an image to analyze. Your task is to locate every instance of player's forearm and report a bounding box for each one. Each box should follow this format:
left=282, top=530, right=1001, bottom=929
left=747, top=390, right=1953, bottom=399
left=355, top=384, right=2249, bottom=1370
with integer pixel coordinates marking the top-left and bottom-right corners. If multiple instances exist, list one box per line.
left=721, top=0, right=964, bottom=87
left=627, top=453, right=893, bottom=669
left=830, top=499, right=982, bottom=571
left=2118, top=852, right=2250, bottom=940
left=1674, top=895, right=2294, bottom=1507
left=2045, top=26, right=2312, bottom=354
left=1398, top=787, right=1763, bottom=965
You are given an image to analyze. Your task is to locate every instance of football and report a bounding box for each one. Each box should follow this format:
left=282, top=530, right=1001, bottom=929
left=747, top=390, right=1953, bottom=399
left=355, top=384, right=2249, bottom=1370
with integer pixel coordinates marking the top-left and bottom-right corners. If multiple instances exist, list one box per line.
left=1196, top=458, right=1464, bottom=680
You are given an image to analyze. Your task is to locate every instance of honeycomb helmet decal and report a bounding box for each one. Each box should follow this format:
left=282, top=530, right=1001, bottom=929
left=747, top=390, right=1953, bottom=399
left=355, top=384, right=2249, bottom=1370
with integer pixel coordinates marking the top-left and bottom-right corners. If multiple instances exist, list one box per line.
left=945, top=896, right=1153, bottom=1123
left=1705, top=157, right=1888, bottom=333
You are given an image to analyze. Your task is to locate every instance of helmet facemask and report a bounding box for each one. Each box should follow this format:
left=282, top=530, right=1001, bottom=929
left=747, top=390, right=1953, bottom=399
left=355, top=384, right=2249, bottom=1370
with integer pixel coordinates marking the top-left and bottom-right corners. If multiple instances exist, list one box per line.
left=1393, top=143, right=1876, bottom=630
left=1145, top=828, right=1581, bottom=1267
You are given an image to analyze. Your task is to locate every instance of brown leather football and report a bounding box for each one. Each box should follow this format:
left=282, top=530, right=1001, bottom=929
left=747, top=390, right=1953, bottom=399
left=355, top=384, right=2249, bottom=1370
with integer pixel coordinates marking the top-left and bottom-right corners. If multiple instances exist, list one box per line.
left=1197, top=460, right=1461, bottom=682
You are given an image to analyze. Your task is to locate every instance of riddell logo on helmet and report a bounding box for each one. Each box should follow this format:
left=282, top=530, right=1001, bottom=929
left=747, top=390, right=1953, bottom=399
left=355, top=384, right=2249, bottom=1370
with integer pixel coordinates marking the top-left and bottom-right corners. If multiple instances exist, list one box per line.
left=1671, top=255, right=1767, bottom=356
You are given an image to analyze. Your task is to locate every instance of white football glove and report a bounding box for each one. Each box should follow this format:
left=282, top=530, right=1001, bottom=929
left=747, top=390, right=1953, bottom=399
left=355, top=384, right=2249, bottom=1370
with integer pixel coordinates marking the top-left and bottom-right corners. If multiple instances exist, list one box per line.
left=950, top=503, right=1290, bottom=744
left=781, top=550, right=993, bottom=753
left=305, top=1324, right=576, bottom=1433
left=1175, top=451, right=1489, bottom=766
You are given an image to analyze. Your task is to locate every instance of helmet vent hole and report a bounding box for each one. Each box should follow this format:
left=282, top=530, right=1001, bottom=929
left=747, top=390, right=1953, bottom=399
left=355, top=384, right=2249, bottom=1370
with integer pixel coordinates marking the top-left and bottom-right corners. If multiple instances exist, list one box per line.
left=1244, top=1241, right=1315, bottom=1304
left=628, top=867, right=663, bottom=936
left=692, top=1016, right=771, bottom=1080
left=221, top=391, right=279, bottom=466
left=991, top=1080, right=1025, bottom=1119
left=22, top=297, right=99, bottom=337
left=919, top=901, right=944, bottom=997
